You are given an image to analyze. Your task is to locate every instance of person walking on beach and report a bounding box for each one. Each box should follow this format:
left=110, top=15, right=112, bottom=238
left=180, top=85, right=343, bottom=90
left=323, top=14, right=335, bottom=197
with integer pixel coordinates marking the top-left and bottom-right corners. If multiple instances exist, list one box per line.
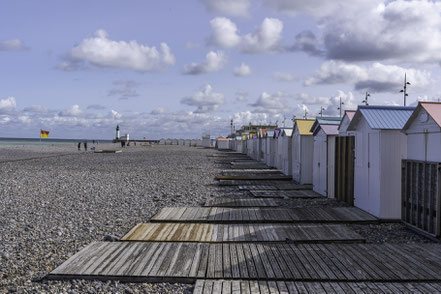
left=84, top=142, right=88, bottom=151
left=78, top=142, right=81, bottom=151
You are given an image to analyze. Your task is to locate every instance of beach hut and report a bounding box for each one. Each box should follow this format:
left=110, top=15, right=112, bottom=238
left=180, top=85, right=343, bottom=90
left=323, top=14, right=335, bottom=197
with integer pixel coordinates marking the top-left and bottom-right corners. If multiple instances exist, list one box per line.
left=291, top=119, right=315, bottom=184
left=216, top=138, right=230, bottom=150
left=281, top=129, right=293, bottom=175
left=165, top=139, right=172, bottom=145
left=310, top=118, right=340, bottom=197
left=171, top=139, right=178, bottom=145
left=265, top=130, right=275, bottom=166
left=159, top=138, right=166, bottom=145
left=347, top=105, right=415, bottom=219
left=241, top=135, right=248, bottom=155
left=196, top=139, right=203, bottom=147
left=184, top=139, right=191, bottom=147
left=235, top=137, right=243, bottom=153
left=178, top=139, right=185, bottom=145
left=401, top=102, right=441, bottom=236
left=256, top=129, right=267, bottom=162
left=270, top=129, right=281, bottom=168
left=202, top=136, right=211, bottom=148
left=335, top=110, right=356, bottom=205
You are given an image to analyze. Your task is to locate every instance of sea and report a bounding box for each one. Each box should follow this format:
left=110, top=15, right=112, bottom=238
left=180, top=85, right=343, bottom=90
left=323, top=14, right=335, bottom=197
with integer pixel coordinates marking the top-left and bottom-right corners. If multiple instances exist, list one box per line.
left=0, top=137, right=113, bottom=146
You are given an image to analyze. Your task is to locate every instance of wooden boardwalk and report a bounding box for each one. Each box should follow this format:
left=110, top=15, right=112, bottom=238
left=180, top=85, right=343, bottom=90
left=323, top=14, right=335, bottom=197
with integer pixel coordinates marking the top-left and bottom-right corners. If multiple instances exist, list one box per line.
left=250, top=190, right=321, bottom=198
left=221, top=169, right=282, bottom=175
left=194, top=280, right=441, bottom=294
left=237, top=185, right=277, bottom=190
left=150, top=207, right=378, bottom=223
left=221, top=181, right=312, bottom=190
left=49, top=242, right=441, bottom=282
left=216, top=175, right=292, bottom=181
left=121, top=223, right=364, bottom=243
left=204, top=198, right=278, bottom=207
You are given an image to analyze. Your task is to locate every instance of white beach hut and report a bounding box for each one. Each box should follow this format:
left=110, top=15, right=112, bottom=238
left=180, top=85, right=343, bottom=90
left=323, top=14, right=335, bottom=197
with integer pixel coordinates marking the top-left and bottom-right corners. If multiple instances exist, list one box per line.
left=216, top=138, right=230, bottom=150
left=257, top=129, right=267, bottom=162
left=347, top=105, right=415, bottom=219
left=159, top=138, right=166, bottom=145
left=311, top=118, right=340, bottom=197
left=202, top=136, right=211, bottom=148
left=291, top=119, right=315, bottom=184
left=401, top=102, right=441, bottom=236
left=281, top=129, right=293, bottom=175
left=165, top=139, right=172, bottom=145
left=184, top=139, right=191, bottom=147
left=403, top=102, right=441, bottom=161
left=178, top=139, right=185, bottom=145
left=235, top=137, right=243, bottom=153
left=265, top=130, right=275, bottom=167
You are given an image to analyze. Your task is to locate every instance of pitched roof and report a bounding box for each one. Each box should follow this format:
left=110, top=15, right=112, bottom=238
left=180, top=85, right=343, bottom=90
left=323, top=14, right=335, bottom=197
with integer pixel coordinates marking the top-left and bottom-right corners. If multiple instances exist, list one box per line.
left=402, top=102, right=441, bottom=130
left=320, top=124, right=340, bottom=136
left=338, top=110, right=356, bottom=131
left=265, top=130, right=275, bottom=137
left=294, top=119, right=315, bottom=135
left=282, top=129, right=293, bottom=137
left=348, top=105, right=415, bottom=131
left=310, top=116, right=341, bottom=133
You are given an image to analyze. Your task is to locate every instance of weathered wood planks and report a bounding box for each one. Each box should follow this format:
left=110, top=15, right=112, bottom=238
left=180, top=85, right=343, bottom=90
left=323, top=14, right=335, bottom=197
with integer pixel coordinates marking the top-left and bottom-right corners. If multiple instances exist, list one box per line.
left=204, top=198, right=278, bottom=207
left=48, top=242, right=441, bottom=282
left=216, top=175, right=292, bottom=181
left=121, top=223, right=364, bottom=243
left=150, top=207, right=378, bottom=223
left=238, top=185, right=278, bottom=190
left=250, top=190, right=321, bottom=198
left=193, top=280, right=441, bottom=294
left=220, top=181, right=312, bottom=190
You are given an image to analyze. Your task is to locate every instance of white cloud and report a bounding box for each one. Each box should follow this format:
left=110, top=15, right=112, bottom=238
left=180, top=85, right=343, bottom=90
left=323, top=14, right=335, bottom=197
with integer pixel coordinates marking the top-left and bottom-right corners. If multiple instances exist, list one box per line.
left=59, top=105, right=82, bottom=117
left=273, top=72, right=295, bottom=82
left=0, top=97, right=17, bottom=114
left=305, top=60, right=433, bottom=93
left=264, top=0, right=372, bottom=17
left=60, top=29, right=175, bottom=72
left=235, top=90, right=249, bottom=102
left=209, top=17, right=283, bottom=53
left=108, top=79, right=140, bottom=100
left=181, top=84, right=225, bottom=113
left=150, top=107, right=168, bottom=115
left=0, top=39, right=27, bottom=51
left=183, top=51, right=227, bottom=75
left=200, top=0, right=250, bottom=17
left=250, top=91, right=291, bottom=114
left=186, top=41, right=200, bottom=49
left=233, top=62, right=251, bottom=76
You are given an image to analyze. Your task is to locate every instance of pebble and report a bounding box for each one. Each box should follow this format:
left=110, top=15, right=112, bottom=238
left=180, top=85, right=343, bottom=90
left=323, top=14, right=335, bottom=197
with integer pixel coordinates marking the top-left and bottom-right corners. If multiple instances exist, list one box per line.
left=0, top=144, right=217, bottom=293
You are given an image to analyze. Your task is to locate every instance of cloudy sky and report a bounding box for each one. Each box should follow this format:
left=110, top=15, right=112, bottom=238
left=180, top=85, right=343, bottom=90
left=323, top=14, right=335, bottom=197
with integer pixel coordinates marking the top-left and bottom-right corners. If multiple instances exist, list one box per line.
left=2, top=0, right=441, bottom=139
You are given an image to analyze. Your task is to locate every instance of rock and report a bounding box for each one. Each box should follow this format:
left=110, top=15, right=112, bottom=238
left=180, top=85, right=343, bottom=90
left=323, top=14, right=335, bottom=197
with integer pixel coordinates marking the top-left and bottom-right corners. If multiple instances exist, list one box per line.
left=103, top=235, right=119, bottom=242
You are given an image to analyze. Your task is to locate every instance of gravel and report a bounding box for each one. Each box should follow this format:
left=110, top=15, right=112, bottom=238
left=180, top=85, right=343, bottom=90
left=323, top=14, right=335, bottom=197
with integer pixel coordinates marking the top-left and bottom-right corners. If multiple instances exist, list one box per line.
left=0, top=145, right=436, bottom=292
left=0, top=144, right=219, bottom=293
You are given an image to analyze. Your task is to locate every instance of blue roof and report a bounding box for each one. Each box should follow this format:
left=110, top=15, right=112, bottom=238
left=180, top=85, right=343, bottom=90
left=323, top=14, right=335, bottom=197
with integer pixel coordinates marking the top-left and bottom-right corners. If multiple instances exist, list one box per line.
left=265, top=130, right=274, bottom=137
left=357, top=105, right=415, bottom=130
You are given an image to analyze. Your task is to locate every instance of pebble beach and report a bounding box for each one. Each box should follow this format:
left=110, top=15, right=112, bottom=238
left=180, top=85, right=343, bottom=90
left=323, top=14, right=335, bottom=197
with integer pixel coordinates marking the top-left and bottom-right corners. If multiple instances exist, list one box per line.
left=0, top=144, right=221, bottom=293
left=0, top=144, right=433, bottom=293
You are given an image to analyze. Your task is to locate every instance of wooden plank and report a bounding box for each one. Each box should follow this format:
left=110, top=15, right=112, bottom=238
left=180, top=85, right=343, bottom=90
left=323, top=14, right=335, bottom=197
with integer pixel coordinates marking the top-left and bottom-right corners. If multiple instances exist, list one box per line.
left=204, top=198, right=279, bottom=207
left=216, top=175, right=292, bottom=181
left=149, top=207, right=378, bottom=224
left=49, top=242, right=441, bottom=282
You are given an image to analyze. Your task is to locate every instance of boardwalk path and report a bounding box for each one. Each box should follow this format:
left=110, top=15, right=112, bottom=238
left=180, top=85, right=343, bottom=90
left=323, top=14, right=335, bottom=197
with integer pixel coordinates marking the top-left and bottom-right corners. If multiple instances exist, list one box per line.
left=47, top=150, right=441, bottom=293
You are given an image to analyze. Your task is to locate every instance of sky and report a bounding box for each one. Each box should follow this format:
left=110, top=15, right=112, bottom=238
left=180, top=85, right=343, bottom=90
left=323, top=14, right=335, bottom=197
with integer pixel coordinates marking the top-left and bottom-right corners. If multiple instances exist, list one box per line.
left=1, top=0, right=441, bottom=139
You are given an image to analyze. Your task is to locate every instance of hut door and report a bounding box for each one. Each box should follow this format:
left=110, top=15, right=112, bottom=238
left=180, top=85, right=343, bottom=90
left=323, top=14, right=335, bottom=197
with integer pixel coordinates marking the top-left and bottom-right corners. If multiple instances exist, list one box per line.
left=368, top=133, right=380, bottom=214
left=334, top=136, right=355, bottom=205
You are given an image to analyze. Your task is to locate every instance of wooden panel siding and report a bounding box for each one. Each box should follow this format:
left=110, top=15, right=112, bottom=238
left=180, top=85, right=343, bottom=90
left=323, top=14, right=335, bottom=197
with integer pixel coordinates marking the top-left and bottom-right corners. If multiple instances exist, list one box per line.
left=121, top=223, right=365, bottom=243
left=49, top=243, right=441, bottom=282
left=402, top=159, right=441, bottom=237
left=335, top=136, right=355, bottom=205
left=150, top=207, right=378, bottom=223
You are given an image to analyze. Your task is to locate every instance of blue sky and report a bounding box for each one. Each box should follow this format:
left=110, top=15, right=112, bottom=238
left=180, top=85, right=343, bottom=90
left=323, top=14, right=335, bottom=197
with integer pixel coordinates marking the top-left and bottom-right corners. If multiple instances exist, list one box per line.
left=1, top=0, right=441, bottom=139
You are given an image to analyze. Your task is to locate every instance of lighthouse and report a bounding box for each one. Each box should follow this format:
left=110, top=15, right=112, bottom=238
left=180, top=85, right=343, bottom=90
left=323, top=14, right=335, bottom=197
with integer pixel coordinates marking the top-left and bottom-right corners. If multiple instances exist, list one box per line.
left=116, top=125, right=120, bottom=140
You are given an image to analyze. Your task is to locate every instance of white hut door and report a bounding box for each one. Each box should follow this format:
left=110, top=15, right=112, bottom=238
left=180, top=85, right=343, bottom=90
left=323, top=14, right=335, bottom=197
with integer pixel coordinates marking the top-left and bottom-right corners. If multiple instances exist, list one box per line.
left=319, top=138, right=327, bottom=196
left=368, top=133, right=379, bottom=213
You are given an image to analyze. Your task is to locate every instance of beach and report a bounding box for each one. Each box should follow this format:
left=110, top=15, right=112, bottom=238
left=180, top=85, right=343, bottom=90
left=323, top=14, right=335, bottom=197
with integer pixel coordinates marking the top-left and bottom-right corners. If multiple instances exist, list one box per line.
left=0, top=144, right=221, bottom=293
left=0, top=144, right=433, bottom=293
